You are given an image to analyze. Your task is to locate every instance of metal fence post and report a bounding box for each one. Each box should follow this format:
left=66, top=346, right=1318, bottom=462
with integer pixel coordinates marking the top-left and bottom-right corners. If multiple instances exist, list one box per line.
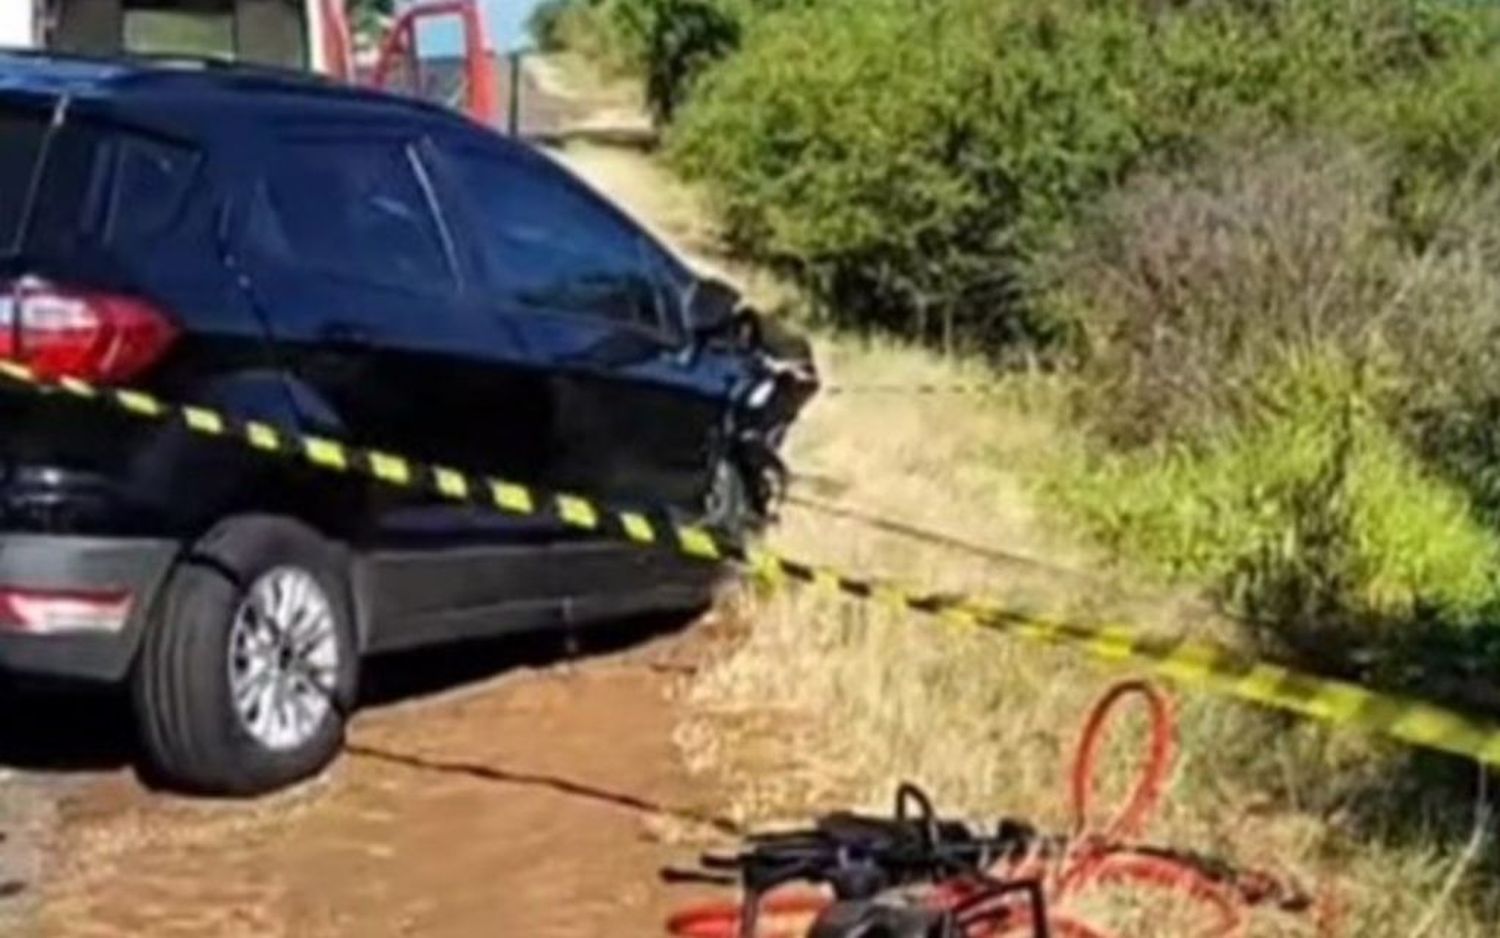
left=507, top=49, right=523, bottom=136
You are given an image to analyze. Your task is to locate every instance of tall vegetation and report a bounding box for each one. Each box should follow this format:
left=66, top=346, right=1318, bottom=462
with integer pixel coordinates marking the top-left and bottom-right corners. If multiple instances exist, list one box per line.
left=346, top=0, right=394, bottom=44
left=544, top=7, right=1500, bottom=929
left=528, top=0, right=751, bottom=120
left=666, top=0, right=1500, bottom=350
left=554, top=0, right=1500, bottom=693
left=540, top=7, right=1500, bottom=929
left=1039, top=125, right=1500, bottom=682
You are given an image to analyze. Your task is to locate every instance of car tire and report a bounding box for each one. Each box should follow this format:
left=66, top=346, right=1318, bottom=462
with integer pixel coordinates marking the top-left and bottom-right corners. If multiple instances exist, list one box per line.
left=132, top=515, right=359, bottom=796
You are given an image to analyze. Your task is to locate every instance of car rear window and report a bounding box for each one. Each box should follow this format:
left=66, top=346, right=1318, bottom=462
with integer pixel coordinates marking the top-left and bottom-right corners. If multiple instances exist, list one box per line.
left=104, top=135, right=201, bottom=244
left=0, top=104, right=200, bottom=257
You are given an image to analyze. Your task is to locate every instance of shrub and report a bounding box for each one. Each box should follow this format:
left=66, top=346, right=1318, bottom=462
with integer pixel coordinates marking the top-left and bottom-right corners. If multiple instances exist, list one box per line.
left=1054, top=130, right=1500, bottom=500
left=545, top=0, right=775, bottom=120
left=1365, top=52, right=1500, bottom=247
left=1052, top=136, right=1399, bottom=447
left=670, top=0, right=1151, bottom=349
left=666, top=0, right=1500, bottom=354
left=611, top=0, right=742, bottom=123
left=579, top=0, right=1500, bottom=680
left=1051, top=353, right=1500, bottom=664
left=528, top=0, right=583, bottom=51
left=1383, top=184, right=1500, bottom=523
left=1132, top=0, right=1499, bottom=142
left=1047, top=129, right=1500, bottom=668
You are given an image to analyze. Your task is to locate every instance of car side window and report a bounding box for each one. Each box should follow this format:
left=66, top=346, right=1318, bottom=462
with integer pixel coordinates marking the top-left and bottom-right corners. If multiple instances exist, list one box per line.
left=0, top=109, right=48, bottom=249
left=250, top=137, right=455, bottom=294
left=440, top=143, right=673, bottom=334
left=0, top=111, right=198, bottom=257
left=106, top=135, right=200, bottom=245
left=13, top=121, right=112, bottom=257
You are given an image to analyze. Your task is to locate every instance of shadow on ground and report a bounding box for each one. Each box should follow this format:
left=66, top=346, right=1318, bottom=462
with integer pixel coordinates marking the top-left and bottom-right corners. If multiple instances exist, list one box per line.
left=0, top=685, right=135, bottom=774
left=0, top=610, right=701, bottom=782
left=346, top=742, right=743, bottom=835
left=358, top=610, right=701, bottom=709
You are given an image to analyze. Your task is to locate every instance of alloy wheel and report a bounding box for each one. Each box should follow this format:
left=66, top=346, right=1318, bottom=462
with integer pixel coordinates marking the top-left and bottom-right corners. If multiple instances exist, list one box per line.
left=226, top=566, right=341, bottom=752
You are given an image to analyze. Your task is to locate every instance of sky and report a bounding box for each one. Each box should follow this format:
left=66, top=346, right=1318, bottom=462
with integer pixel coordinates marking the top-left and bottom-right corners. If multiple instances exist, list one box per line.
left=484, top=0, right=545, bottom=52
left=414, top=0, right=545, bottom=55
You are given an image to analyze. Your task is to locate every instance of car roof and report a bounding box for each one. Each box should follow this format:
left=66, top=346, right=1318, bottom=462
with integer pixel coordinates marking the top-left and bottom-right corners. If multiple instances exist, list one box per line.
left=0, top=49, right=481, bottom=140
left=0, top=49, right=700, bottom=282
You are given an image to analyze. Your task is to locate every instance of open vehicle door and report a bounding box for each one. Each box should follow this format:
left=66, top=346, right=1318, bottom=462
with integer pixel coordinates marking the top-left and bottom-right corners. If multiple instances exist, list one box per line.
left=362, top=1, right=499, bottom=126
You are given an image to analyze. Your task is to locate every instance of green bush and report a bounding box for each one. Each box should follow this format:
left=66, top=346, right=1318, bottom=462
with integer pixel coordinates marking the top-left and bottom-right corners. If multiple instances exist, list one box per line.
left=1383, top=189, right=1500, bottom=524
left=527, top=0, right=579, bottom=51
left=1052, top=136, right=1399, bottom=446
left=671, top=0, right=1150, bottom=348
left=1047, top=130, right=1500, bottom=668
left=1363, top=53, right=1500, bottom=247
left=545, top=0, right=766, bottom=120
left=1051, top=354, right=1500, bottom=657
left=665, top=0, right=1500, bottom=352
left=611, top=0, right=742, bottom=123
left=579, top=0, right=1500, bottom=673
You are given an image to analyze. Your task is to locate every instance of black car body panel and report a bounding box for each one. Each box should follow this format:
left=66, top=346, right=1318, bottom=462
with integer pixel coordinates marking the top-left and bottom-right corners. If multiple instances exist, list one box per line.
left=0, top=51, right=816, bottom=681
left=0, top=534, right=177, bottom=681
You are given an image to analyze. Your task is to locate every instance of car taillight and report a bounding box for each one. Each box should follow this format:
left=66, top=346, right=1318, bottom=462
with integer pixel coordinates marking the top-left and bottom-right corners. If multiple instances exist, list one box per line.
left=0, top=587, right=133, bottom=634
left=0, top=278, right=178, bottom=382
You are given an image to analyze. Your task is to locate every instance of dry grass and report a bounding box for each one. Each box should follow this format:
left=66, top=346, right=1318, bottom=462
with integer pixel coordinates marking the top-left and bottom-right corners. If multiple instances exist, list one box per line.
left=551, top=141, right=1500, bottom=938
left=528, top=51, right=645, bottom=114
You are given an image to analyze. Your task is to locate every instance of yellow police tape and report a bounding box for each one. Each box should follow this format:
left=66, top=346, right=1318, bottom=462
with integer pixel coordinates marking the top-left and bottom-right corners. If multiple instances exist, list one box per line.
left=6, top=359, right=1500, bottom=767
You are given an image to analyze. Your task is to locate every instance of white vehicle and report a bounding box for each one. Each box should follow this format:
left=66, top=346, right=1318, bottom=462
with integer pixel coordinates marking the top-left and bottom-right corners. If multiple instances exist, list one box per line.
left=0, top=4, right=35, bottom=48
left=12, top=1, right=334, bottom=70
left=5, top=1, right=497, bottom=121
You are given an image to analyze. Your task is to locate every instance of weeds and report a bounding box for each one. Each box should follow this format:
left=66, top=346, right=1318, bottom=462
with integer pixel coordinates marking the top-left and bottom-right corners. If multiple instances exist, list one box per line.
left=1052, top=355, right=1500, bottom=676
left=546, top=28, right=1500, bottom=935
left=683, top=343, right=1500, bottom=936
left=1052, top=138, right=1397, bottom=447
left=656, top=0, right=1500, bottom=353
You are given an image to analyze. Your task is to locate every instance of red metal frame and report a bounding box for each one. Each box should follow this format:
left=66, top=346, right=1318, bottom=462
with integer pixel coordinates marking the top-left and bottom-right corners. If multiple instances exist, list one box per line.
left=320, top=0, right=356, bottom=83
left=367, top=1, right=499, bottom=125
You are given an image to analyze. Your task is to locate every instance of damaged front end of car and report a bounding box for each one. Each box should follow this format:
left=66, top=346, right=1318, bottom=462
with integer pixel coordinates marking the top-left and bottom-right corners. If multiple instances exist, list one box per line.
left=684, top=277, right=819, bottom=530
left=730, top=315, right=818, bottom=522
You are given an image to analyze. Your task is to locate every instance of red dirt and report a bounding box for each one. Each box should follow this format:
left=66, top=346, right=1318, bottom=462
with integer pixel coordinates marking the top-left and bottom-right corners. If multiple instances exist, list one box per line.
left=33, top=623, right=732, bottom=938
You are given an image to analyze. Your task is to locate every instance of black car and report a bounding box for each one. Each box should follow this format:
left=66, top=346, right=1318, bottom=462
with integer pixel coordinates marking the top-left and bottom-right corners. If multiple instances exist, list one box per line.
left=0, top=52, right=815, bottom=795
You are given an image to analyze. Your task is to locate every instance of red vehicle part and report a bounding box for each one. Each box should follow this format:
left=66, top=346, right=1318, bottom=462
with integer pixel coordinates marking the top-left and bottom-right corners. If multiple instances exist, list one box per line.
left=0, top=278, right=178, bottom=383
left=316, top=0, right=498, bottom=125
left=368, top=0, right=499, bottom=125
left=666, top=681, right=1336, bottom=938
left=319, top=0, right=356, bottom=83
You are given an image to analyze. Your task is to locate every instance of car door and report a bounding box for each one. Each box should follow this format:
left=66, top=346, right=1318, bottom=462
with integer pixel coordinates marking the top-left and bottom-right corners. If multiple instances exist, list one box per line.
left=237, top=124, right=552, bottom=533
left=427, top=134, right=739, bottom=512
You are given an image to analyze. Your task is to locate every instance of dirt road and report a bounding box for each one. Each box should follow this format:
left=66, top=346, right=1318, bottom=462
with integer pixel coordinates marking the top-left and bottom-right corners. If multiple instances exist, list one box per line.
left=22, top=618, right=731, bottom=938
